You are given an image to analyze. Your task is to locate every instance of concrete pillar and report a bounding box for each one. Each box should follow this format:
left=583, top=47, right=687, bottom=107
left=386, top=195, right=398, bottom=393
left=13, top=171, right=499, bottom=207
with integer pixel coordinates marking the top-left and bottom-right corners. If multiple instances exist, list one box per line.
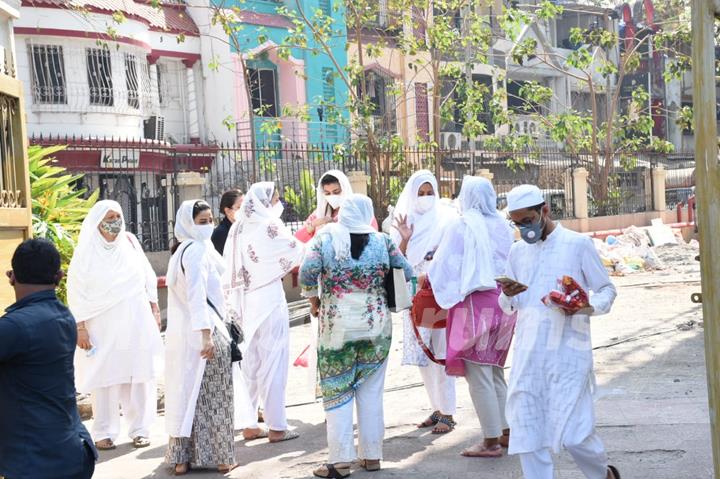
left=572, top=167, right=589, bottom=219
left=347, top=170, right=368, bottom=196
left=175, top=171, right=206, bottom=204
left=183, top=60, right=201, bottom=142
left=643, top=167, right=653, bottom=212
left=477, top=168, right=494, bottom=182
left=652, top=165, right=667, bottom=211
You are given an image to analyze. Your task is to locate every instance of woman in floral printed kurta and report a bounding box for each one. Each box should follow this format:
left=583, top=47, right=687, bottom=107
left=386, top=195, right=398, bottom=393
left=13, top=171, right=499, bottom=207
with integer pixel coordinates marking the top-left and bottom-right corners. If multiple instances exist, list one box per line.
left=300, top=194, right=413, bottom=478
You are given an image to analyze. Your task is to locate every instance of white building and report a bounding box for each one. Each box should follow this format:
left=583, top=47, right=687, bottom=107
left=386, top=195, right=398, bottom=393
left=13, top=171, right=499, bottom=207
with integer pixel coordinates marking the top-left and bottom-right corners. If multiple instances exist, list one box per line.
left=15, top=0, right=236, bottom=145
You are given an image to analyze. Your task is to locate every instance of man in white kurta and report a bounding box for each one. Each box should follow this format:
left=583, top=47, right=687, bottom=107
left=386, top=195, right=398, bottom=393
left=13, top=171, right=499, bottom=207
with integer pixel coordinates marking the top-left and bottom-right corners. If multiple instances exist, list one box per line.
left=499, top=185, right=621, bottom=479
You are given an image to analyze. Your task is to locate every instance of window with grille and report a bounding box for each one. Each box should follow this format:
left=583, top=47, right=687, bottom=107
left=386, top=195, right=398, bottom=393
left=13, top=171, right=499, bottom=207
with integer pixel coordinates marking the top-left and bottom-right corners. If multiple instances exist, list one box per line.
left=125, top=54, right=140, bottom=109
left=30, top=45, right=67, bottom=104
left=86, top=47, right=114, bottom=106
left=248, top=68, right=278, bottom=117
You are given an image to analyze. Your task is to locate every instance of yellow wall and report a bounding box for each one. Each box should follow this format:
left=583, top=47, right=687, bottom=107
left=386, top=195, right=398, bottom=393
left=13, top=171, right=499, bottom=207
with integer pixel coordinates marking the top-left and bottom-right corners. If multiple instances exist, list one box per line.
left=347, top=42, right=434, bottom=145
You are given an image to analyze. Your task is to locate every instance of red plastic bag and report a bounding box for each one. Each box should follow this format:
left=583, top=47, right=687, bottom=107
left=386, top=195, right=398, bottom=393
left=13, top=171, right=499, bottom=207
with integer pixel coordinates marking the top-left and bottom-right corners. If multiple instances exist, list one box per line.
left=542, top=275, right=590, bottom=312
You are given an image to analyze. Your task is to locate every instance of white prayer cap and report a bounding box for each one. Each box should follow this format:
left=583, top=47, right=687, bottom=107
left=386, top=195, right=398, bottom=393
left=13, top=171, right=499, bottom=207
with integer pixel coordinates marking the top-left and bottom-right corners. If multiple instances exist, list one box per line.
left=507, top=184, right=545, bottom=212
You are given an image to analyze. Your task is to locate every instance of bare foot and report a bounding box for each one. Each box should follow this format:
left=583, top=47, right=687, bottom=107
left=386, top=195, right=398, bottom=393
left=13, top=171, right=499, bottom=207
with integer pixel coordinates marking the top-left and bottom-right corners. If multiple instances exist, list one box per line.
left=218, top=464, right=238, bottom=474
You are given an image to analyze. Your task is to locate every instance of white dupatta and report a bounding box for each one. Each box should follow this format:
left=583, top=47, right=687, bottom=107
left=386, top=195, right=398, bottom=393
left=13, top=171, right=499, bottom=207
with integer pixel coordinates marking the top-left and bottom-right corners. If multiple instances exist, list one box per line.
left=429, top=176, right=510, bottom=309
left=313, top=170, right=354, bottom=218
left=390, top=170, right=454, bottom=268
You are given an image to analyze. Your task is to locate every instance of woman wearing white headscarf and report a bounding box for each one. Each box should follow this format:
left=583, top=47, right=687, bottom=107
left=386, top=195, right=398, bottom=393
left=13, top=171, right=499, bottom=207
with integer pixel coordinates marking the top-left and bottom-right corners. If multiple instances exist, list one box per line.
left=164, top=200, right=236, bottom=475
left=295, top=170, right=378, bottom=243
left=300, top=194, right=413, bottom=478
left=390, top=170, right=458, bottom=434
left=68, top=200, right=162, bottom=451
left=224, top=182, right=304, bottom=443
left=428, top=176, right=517, bottom=458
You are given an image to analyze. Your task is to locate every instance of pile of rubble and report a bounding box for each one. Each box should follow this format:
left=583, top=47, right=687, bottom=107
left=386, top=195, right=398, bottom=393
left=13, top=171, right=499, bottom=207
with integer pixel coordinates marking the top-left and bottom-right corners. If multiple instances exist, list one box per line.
left=594, top=225, right=699, bottom=275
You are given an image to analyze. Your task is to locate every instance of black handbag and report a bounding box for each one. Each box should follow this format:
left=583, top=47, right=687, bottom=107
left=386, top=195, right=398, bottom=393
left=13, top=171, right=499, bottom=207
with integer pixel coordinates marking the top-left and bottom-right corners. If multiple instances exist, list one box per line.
left=180, top=243, right=243, bottom=363
left=207, top=299, right=243, bottom=363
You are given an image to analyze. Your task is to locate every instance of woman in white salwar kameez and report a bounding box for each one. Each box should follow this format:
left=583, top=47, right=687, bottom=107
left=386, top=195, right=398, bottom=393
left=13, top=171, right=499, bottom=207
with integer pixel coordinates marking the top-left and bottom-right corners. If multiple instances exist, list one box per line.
left=499, top=184, right=621, bottom=479
left=164, top=200, right=236, bottom=475
left=390, top=170, right=458, bottom=434
left=68, top=200, right=163, bottom=451
left=224, top=182, right=304, bottom=443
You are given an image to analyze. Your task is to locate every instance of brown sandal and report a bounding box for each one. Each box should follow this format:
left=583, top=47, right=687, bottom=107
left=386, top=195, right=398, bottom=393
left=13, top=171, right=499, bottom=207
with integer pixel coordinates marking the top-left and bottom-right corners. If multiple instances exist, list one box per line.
left=218, top=464, right=238, bottom=474
left=359, top=459, right=381, bottom=471
left=94, top=438, right=116, bottom=450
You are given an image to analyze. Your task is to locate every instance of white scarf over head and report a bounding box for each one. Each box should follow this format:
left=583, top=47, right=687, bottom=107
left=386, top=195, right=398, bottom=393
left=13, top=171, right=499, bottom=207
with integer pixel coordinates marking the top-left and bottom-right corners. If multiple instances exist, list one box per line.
left=224, top=182, right=303, bottom=293
left=314, top=170, right=353, bottom=218
left=429, top=176, right=508, bottom=309
left=67, top=200, right=144, bottom=320
left=318, top=194, right=377, bottom=261
left=166, top=199, right=225, bottom=287
left=391, top=170, right=452, bottom=268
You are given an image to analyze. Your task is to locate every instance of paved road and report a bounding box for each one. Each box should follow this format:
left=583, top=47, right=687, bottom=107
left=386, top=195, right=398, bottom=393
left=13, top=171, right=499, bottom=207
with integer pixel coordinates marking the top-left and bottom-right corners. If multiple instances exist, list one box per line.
left=89, top=268, right=713, bottom=478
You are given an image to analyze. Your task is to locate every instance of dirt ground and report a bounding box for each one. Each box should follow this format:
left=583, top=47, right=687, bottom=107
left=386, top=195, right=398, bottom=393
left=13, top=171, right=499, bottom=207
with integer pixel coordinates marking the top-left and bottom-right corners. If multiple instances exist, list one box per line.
left=88, top=259, right=712, bottom=479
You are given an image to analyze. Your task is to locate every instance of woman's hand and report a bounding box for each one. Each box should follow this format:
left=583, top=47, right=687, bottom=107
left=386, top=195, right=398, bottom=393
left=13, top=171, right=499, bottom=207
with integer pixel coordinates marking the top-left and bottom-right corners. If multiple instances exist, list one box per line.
left=309, top=297, right=321, bottom=318
left=151, top=303, right=161, bottom=330
left=200, top=330, right=215, bottom=360
left=77, top=324, right=92, bottom=350
left=308, top=216, right=332, bottom=233
left=392, top=214, right=414, bottom=242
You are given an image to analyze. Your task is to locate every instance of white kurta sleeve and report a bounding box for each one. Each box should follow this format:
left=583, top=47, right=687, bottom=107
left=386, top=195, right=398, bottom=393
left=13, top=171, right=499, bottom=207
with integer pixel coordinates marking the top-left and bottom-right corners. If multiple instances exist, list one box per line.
left=183, top=245, right=214, bottom=331
left=498, top=256, right=520, bottom=315
left=580, top=236, right=617, bottom=316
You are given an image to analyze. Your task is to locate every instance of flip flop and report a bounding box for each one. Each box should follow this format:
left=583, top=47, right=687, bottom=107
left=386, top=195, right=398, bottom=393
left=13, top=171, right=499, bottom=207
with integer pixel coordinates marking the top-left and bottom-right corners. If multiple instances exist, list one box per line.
left=461, top=444, right=503, bottom=458
left=269, top=430, right=300, bottom=443
left=243, top=428, right=269, bottom=441
left=608, top=465, right=622, bottom=479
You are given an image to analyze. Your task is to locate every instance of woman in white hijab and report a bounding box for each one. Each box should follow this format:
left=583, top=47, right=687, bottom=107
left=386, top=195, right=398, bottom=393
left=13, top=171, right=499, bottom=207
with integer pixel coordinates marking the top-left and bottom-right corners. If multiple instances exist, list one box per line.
left=295, top=170, right=378, bottom=243
left=224, top=182, right=304, bottom=443
left=164, top=200, right=236, bottom=475
left=391, top=170, right=458, bottom=434
left=428, top=176, right=517, bottom=458
left=68, top=200, right=162, bottom=451
left=300, top=194, right=413, bottom=478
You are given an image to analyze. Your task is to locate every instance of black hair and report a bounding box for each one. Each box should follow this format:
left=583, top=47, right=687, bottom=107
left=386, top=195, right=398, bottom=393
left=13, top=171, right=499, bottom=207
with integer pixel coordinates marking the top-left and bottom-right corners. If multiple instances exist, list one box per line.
left=320, top=174, right=340, bottom=186
left=350, top=233, right=369, bottom=260
left=171, top=201, right=213, bottom=254
left=12, top=239, right=61, bottom=285
left=193, top=200, right=211, bottom=218
left=530, top=202, right=546, bottom=213
left=219, top=190, right=243, bottom=217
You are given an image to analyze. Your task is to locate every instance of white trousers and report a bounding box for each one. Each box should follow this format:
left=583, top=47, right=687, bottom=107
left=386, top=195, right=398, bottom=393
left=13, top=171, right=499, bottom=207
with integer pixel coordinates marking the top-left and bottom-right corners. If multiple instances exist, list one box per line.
left=325, top=361, right=388, bottom=464
left=419, top=361, right=456, bottom=416
left=91, top=381, right=156, bottom=442
left=519, top=432, right=609, bottom=479
left=242, top=308, right=289, bottom=431
left=464, top=362, right=509, bottom=439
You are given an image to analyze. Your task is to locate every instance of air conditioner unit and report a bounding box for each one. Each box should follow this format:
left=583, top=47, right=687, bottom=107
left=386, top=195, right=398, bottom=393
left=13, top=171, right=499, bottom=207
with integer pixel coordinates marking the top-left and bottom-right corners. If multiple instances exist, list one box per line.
left=143, top=115, right=165, bottom=141
left=440, top=132, right=461, bottom=150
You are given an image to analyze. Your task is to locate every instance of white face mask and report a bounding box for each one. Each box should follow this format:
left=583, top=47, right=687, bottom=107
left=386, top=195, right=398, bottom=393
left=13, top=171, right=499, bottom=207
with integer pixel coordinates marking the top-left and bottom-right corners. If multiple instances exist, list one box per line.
left=325, top=194, right=343, bottom=210
left=414, top=195, right=436, bottom=214
left=193, top=224, right=214, bottom=241
left=271, top=201, right=284, bottom=218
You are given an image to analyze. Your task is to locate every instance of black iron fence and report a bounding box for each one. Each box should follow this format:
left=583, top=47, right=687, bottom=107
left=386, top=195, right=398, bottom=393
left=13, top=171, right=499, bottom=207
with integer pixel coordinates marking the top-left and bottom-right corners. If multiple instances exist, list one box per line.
left=30, top=135, right=693, bottom=251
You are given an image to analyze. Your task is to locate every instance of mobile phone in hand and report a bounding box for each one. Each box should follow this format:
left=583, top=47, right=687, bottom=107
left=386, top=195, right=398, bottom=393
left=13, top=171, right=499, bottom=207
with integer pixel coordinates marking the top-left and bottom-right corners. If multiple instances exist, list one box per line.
left=495, top=276, right=528, bottom=290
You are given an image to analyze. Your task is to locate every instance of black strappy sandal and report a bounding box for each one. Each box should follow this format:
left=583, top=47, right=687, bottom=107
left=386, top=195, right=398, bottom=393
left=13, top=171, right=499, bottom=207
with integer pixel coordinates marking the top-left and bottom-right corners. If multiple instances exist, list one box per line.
left=313, top=463, right=351, bottom=478
left=417, top=410, right=441, bottom=428
left=608, top=465, right=621, bottom=479
left=431, top=415, right=456, bottom=434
